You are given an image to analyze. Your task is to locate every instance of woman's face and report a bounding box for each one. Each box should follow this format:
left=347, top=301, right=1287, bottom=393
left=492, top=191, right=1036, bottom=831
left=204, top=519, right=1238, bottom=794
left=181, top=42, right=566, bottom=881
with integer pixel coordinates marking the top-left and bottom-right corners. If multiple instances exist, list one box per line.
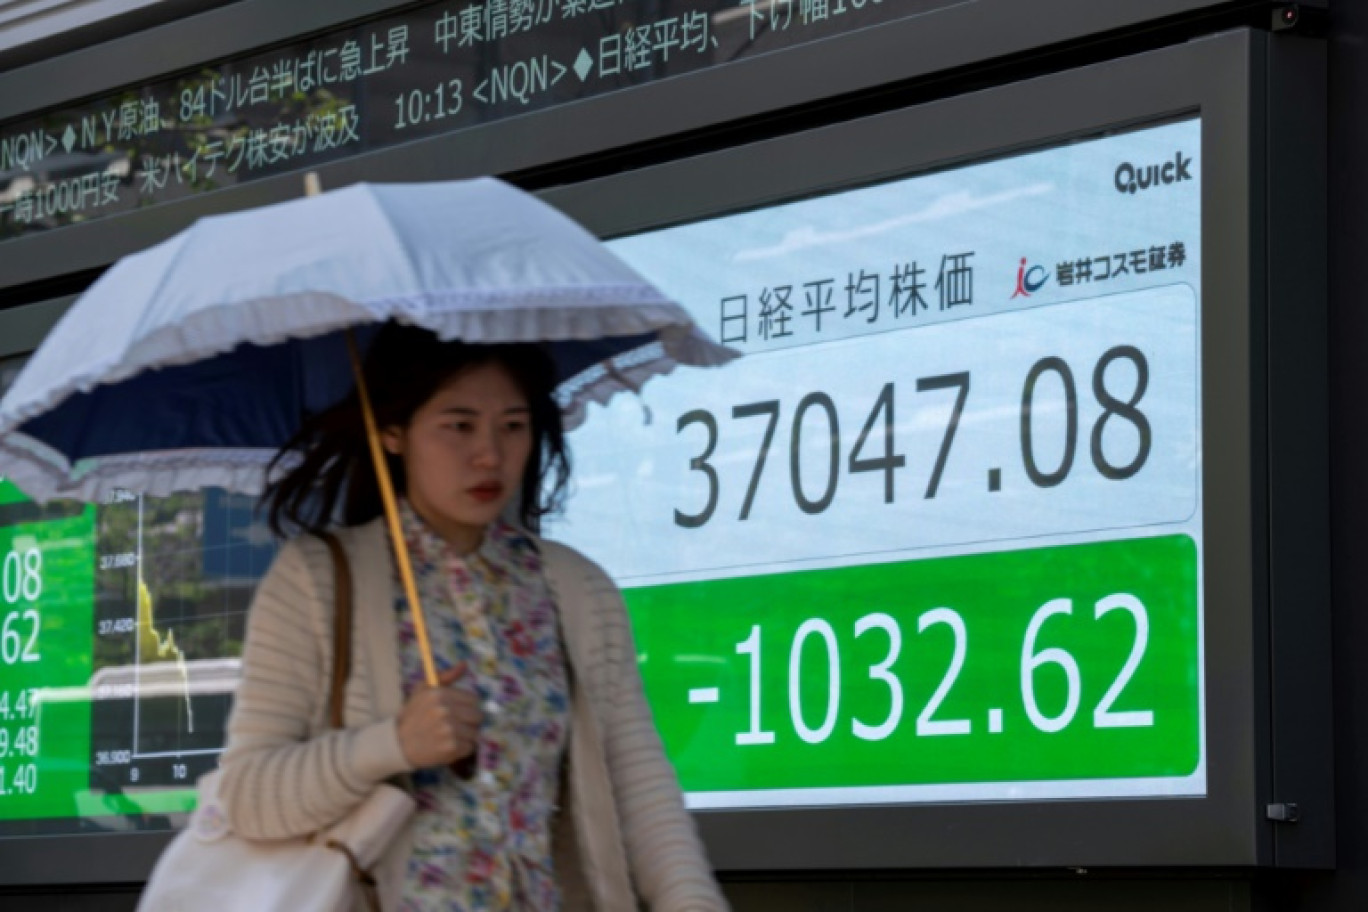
left=382, top=361, right=533, bottom=553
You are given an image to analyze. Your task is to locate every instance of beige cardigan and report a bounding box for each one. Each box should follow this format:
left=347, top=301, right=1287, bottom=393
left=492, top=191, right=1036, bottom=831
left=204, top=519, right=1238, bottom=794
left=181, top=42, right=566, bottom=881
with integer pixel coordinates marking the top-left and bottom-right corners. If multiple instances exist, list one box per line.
left=218, top=518, right=727, bottom=911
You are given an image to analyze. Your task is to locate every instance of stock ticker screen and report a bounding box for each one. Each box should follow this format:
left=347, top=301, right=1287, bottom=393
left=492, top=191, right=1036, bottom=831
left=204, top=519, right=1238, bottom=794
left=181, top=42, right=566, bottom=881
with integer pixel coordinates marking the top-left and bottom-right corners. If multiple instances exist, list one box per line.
left=0, top=478, right=273, bottom=836
left=0, top=117, right=1202, bottom=836
left=556, top=116, right=1205, bottom=809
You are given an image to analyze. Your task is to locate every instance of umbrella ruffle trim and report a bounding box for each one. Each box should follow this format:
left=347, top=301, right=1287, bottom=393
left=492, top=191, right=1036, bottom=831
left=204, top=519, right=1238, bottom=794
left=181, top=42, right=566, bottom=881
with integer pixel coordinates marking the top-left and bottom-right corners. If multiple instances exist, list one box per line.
left=0, top=289, right=729, bottom=437
left=122, top=285, right=690, bottom=378
left=557, top=325, right=737, bottom=430
left=0, top=433, right=74, bottom=503
left=0, top=325, right=736, bottom=500
left=0, top=437, right=283, bottom=503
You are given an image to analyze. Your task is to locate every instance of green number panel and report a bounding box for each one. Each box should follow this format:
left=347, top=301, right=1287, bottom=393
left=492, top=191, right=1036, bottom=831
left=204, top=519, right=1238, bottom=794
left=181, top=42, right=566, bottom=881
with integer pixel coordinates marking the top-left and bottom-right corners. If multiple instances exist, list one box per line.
left=626, top=535, right=1200, bottom=794
left=0, top=502, right=95, bottom=819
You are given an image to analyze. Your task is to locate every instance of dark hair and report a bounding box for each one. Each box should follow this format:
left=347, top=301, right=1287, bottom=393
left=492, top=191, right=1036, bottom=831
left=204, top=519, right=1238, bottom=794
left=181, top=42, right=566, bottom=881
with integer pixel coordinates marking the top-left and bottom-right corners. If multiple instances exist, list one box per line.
left=262, top=323, right=570, bottom=536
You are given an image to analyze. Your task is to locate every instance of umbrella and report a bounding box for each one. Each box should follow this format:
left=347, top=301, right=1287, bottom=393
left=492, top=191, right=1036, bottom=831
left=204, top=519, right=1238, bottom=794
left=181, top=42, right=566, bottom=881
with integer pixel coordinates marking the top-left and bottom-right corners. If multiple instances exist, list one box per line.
left=0, top=175, right=735, bottom=689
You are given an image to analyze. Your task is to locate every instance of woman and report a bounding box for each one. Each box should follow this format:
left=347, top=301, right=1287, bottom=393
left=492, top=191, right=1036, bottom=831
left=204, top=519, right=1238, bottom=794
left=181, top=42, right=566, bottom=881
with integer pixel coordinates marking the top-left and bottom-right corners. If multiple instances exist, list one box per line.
left=218, top=324, right=727, bottom=911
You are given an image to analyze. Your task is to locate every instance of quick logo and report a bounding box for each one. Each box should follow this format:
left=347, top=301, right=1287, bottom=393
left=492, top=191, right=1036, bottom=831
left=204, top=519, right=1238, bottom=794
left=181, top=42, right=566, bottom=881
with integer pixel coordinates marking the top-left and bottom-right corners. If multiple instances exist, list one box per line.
left=1114, top=152, right=1193, bottom=195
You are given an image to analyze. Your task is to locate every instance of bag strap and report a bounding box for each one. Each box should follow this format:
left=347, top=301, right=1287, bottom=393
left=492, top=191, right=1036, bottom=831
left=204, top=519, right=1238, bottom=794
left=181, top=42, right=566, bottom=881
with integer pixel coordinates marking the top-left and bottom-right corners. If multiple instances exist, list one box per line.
left=325, top=838, right=382, bottom=912
left=318, top=531, right=352, bottom=732
left=314, top=532, right=386, bottom=912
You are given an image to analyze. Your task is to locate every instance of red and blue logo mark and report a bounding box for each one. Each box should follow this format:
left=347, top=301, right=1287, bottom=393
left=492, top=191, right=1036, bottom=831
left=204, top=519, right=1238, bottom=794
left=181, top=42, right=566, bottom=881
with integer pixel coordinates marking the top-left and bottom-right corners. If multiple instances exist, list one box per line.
left=1011, top=258, right=1049, bottom=299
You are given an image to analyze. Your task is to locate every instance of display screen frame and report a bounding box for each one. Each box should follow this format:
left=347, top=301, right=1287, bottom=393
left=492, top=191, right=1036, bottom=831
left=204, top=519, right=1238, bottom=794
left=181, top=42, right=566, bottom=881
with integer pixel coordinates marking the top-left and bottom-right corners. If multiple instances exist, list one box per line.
left=542, top=29, right=1267, bottom=870
left=0, top=26, right=1327, bottom=886
left=562, top=122, right=1208, bottom=808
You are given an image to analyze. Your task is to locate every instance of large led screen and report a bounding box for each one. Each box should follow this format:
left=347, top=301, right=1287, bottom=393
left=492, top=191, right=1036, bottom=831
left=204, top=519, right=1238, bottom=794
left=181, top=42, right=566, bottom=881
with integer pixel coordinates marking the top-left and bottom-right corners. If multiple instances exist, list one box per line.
left=0, top=116, right=1201, bottom=839
left=552, top=116, right=1204, bottom=809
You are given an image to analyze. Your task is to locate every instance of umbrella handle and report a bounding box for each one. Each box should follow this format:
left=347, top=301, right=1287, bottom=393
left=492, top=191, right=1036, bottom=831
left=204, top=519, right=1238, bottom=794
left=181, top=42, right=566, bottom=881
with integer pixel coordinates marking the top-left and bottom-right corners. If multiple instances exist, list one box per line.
left=330, top=187, right=473, bottom=779
left=344, top=331, right=440, bottom=689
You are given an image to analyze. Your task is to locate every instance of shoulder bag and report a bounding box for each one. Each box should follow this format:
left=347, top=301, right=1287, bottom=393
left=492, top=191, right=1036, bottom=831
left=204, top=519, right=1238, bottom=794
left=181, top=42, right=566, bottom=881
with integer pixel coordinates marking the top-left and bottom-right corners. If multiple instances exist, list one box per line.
left=138, top=532, right=416, bottom=912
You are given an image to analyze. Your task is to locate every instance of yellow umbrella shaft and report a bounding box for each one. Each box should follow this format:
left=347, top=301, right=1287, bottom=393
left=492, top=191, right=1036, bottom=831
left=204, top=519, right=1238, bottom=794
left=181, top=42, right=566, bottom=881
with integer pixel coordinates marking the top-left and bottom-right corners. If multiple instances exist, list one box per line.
left=345, top=330, right=439, bottom=688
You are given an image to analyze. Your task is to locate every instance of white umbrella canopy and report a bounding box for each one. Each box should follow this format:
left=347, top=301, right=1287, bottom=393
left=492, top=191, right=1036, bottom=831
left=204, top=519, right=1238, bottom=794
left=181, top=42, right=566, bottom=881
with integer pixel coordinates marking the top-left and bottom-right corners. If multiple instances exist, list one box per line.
left=0, top=175, right=736, bottom=690
left=0, top=176, right=734, bottom=503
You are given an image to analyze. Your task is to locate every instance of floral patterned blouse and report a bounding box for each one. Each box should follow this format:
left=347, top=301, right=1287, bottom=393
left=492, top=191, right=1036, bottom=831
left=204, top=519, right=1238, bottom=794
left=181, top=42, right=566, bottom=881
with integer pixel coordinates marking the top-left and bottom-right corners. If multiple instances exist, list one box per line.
left=394, top=501, right=570, bottom=911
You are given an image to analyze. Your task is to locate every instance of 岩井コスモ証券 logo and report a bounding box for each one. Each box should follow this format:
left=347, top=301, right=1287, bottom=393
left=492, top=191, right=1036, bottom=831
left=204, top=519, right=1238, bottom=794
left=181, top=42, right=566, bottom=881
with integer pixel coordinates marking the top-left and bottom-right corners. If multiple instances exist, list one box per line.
left=1115, top=152, right=1193, bottom=195
left=1011, top=258, right=1050, bottom=298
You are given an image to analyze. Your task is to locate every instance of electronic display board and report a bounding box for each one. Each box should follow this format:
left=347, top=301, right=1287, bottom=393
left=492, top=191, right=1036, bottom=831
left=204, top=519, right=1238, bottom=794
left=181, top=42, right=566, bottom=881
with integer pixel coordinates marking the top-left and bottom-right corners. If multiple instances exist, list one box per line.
left=528, top=25, right=1322, bottom=872
left=0, top=471, right=272, bottom=840
left=0, top=116, right=1205, bottom=842
left=0, top=0, right=961, bottom=242
left=0, top=27, right=1327, bottom=881
left=550, top=117, right=1204, bottom=808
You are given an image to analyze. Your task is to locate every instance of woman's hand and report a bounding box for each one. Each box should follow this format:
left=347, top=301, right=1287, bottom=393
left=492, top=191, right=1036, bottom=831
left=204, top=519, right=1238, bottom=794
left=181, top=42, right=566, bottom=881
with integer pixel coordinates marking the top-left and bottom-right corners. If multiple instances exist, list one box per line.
left=397, top=663, right=482, bottom=769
